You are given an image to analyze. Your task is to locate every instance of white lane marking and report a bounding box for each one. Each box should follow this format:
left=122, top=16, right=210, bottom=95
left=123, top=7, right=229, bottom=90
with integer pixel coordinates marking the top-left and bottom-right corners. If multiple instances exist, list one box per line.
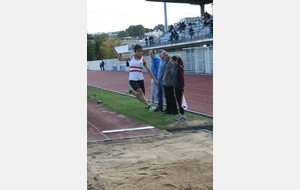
left=102, top=126, right=155, bottom=134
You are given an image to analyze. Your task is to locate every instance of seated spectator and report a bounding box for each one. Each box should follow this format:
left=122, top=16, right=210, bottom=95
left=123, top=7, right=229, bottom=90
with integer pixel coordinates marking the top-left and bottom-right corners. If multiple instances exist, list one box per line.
left=179, top=22, right=186, bottom=33
left=168, top=24, right=174, bottom=33
left=204, top=11, right=211, bottom=19
left=170, top=30, right=175, bottom=41
left=173, top=28, right=178, bottom=40
left=169, top=24, right=178, bottom=41
left=204, top=12, right=212, bottom=28
left=181, top=22, right=186, bottom=31
left=179, top=22, right=183, bottom=33
left=189, top=26, right=194, bottom=40
left=204, top=18, right=211, bottom=27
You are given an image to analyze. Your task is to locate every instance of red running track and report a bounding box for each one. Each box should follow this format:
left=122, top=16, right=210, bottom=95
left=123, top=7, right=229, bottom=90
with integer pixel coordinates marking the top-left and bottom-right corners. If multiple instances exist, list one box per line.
left=87, top=98, right=169, bottom=142
left=87, top=70, right=213, bottom=116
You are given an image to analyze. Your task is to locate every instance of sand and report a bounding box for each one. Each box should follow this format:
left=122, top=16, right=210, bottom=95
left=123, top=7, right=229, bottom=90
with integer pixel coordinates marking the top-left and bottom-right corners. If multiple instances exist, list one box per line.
left=87, top=131, right=213, bottom=190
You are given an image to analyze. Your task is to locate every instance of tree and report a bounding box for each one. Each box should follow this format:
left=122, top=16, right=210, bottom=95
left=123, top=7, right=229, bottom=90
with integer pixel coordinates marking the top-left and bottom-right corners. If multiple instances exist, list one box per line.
left=87, top=33, right=95, bottom=61
left=153, top=24, right=164, bottom=31
left=125, top=26, right=135, bottom=36
left=93, top=33, right=108, bottom=60
left=135, top=25, right=145, bottom=36
left=117, top=30, right=129, bottom=38
left=87, top=33, right=122, bottom=61
left=125, top=25, right=145, bottom=36
left=100, top=35, right=123, bottom=59
left=145, top=28, right=154, bottom=33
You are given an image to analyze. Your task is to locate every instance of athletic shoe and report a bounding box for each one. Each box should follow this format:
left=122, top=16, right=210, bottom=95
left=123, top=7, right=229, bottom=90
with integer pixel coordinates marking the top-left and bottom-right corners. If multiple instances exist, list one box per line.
left=149, top=105, right=157, bottom=112
left=175, top=114, right=181, bottom=120
left=176, top=115, right=187, bottom=121
left=125, top=87, right=132, bottom=96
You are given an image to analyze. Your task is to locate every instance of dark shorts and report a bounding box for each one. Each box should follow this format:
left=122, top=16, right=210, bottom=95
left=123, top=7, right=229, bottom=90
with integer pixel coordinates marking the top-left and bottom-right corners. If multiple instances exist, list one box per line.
left=129, top=80, right=145, bottom=95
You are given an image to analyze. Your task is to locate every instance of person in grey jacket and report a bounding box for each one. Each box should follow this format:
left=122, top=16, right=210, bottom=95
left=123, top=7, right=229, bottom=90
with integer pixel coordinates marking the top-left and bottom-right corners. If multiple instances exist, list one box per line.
left=161, top=51, right=178, bottom=115
left=154, top=49, right=166, bottom=112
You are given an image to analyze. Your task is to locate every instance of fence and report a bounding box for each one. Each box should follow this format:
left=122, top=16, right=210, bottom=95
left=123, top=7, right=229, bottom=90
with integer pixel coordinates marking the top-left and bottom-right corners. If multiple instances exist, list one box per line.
left=87, top=46, right=213, bottom=74
left=138, top=27, right=213, bottom=49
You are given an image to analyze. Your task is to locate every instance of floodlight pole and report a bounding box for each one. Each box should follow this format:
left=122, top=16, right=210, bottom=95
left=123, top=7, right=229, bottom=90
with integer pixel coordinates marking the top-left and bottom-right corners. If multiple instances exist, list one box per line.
left=164, top=2, right=168, bottom=32
left=200, top=4, right=205, bottom=17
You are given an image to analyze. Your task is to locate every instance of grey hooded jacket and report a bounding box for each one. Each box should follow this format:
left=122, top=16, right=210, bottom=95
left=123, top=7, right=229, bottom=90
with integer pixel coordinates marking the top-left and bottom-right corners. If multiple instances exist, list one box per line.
left=163, top=56, right=174, bottom=86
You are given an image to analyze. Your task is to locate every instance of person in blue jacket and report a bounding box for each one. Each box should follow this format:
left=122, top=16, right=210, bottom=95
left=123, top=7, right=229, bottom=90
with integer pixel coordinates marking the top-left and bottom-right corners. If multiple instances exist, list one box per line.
left=149, top=50, right=160, bottom=108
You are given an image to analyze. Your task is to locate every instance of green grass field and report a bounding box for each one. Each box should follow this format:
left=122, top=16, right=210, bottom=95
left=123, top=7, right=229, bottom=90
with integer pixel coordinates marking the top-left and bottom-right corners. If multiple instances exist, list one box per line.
left=87, top=86, right=213, bottom=130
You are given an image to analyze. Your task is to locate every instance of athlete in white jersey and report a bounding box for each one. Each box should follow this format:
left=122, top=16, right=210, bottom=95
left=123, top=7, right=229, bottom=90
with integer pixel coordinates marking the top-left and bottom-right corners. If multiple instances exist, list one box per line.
left=111, top=44, right=158, bottom=110
left=128, top=55, right=144, bottom=81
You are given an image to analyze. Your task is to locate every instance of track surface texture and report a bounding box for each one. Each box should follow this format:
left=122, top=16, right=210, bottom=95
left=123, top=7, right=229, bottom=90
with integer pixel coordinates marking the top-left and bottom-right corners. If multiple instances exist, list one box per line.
left=87, top=70, right=213, bottom=116
left=87, top=98, right=169, bottom=142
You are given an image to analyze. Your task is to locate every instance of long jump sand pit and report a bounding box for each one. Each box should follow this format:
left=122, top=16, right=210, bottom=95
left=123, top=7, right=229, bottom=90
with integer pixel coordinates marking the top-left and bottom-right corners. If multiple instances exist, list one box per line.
left=87, top=131, right=213, bottom=190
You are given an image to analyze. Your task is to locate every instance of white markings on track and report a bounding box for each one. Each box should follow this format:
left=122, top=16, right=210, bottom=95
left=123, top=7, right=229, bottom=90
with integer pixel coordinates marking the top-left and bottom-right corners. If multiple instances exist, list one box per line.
left=87, top=120, right=110, bottom=139
left=102, top=126, right=155, bottom=134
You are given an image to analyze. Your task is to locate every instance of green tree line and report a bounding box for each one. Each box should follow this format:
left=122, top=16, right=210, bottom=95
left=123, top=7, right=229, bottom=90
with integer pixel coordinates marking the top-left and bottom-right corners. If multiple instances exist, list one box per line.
left=118, top=24, right=164, bottom=38
left=87, top=33, right=123, bottom=61
left=87, top=24, right=164, bottom=61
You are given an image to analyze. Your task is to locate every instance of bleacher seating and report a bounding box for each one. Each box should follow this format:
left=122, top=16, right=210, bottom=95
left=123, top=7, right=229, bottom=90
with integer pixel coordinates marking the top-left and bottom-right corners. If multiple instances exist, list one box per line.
left=140, top=17, right=213, bottom=49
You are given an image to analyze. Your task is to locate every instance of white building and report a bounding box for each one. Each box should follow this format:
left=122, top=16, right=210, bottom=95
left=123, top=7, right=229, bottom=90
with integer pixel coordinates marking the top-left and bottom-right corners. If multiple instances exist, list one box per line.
left=180, top=17, right=201, bottom=23
left=144, top=29, right=164, bottom=38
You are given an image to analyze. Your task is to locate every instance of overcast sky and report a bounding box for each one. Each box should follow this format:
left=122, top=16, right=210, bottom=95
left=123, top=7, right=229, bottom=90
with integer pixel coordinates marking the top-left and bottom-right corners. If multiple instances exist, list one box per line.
left=87, top=0, right=213, bottom=34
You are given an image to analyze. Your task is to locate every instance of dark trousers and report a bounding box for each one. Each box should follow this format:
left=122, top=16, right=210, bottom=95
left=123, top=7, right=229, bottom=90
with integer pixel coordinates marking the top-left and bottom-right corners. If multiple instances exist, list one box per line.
left=164, top=85, right=178, bottom=114
left=174, top=88, right=184, bottom=115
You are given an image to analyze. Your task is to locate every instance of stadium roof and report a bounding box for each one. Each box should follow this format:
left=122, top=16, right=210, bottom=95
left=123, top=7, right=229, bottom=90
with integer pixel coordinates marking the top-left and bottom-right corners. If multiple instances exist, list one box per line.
left=145, top=0, right=213, bottom=5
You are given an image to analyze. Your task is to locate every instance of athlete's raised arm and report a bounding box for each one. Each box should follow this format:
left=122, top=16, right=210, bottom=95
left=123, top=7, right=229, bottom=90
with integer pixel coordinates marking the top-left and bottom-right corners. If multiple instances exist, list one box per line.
left=110, top=44, right=131, bottom=61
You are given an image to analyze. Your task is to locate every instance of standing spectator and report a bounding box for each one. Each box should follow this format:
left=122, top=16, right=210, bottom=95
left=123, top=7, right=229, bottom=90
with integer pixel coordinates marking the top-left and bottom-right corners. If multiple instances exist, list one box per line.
left=154, top=49, right=166, bottom=112
left=149, top=36, right=154, bottom=45
left=145, top=37, right=149, bottom=46
left=171, top=55, right=186, bottom=121
left=209, top=19, right=213, bottom=37
left=149, top=50, right=160, bottom=108
left=126, top=61, right=129, bottom=72
left=189, top=26, right=194, bottom=40
left=100, top=60, right=105, bottom=70
left=161, top=51, right=178, bottom=115
left=169, top=25, right=175, bottom=41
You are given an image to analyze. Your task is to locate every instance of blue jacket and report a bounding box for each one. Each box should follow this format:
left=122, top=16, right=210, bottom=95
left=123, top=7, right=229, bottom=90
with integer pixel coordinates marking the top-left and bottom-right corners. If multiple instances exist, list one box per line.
left=151, top=56, right=160, bottom=79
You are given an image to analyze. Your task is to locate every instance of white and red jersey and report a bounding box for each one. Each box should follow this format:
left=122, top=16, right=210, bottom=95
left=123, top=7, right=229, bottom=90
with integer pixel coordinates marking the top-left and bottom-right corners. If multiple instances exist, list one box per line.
left=129, top=56, right=144, bottom=81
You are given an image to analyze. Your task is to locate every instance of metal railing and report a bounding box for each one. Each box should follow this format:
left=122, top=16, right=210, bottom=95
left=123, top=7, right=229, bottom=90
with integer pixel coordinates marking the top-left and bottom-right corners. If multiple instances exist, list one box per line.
left=129, top=27, right=213, bottom=50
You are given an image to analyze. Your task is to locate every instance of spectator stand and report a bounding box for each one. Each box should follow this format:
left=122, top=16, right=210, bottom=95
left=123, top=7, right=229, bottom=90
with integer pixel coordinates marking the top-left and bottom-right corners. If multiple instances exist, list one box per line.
left=137, top=16, right=213, bottom=49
